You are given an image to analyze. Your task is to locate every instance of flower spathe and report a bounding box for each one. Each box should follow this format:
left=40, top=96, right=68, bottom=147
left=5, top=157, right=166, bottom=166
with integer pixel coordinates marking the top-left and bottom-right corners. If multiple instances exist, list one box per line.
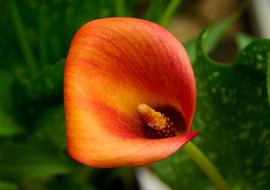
left=64, top=17, right=198, bottom=168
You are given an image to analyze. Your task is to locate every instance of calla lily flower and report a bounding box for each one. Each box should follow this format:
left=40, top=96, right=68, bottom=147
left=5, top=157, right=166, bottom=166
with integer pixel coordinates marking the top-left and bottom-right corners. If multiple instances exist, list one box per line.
left=64, top=18, right=198, bottom=168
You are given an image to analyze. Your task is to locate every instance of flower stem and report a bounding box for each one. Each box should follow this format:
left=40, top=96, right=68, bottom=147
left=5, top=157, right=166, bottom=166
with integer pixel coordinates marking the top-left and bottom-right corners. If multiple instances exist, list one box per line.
left=158, top=0, right=183, bottom=26
left=9, top=0, right=37, bottom=76
left=183, top=142, right=229, bottom=190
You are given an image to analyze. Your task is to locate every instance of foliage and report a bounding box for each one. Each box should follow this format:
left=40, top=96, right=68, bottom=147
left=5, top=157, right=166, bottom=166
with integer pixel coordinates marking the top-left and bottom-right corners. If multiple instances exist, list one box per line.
left=0, top=0, right=269, bottom=189
left=154, top=20, right=270, bottom=190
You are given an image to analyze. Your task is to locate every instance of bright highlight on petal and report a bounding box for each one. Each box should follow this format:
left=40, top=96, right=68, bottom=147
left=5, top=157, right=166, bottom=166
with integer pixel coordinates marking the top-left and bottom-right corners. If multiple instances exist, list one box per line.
left=64, top=17, right=198, bottom=168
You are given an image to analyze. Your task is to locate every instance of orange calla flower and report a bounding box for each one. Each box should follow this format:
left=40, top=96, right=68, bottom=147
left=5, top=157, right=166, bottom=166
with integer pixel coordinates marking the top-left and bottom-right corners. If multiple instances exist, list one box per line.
left=64, top=17, right=198, bottom=168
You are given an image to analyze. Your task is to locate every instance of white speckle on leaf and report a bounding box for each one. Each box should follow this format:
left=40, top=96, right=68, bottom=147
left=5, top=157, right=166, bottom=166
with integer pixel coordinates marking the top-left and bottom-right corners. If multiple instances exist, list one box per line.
left=256, top=54, right=264, bottom=61
left=211, top=87, right=216, bottom=94
left=212, top=71, right=220, bottom=77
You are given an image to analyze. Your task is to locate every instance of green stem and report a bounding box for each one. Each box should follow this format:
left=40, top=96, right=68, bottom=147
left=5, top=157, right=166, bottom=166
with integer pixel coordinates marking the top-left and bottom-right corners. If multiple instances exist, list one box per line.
left=115, top=0, right=125, bottom=16
left=158, top=0, right=183, bottom=26
left=183, top=142, right=229, bottom=190
left=9, top=0, right=37, bottom=75
left=145, top=0, right=164, bottom=21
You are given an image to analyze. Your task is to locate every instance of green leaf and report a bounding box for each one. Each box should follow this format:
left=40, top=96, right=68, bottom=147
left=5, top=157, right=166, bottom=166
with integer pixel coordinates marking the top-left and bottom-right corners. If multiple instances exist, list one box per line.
left=204, top=9, right=241, bottom=52
left=234, top=39, right=270, bottom=75
left=235, top=33, right=254, bottom=50
left=2, top=0, right=124, bottom=76
left=144, top=0, right=166, bottom=22
left=27, top=59, right=64, bottom=101
left=0, top=71, right=13, bottom=112
left=154, top=30, right=270, bottom=189
left=0, top=113, right=22, bottom=137
left=0, top=71, right=22, bottom=137
left=8, top=0, right=37, bottom=76
left=154, top=149, right=212, bottom=189
left=14, top=59, right=64, bottom=104
left=158, top=0, right=183, bottom=26
left=47, top=180, right=96, bottom=190
left=184, top=7, right=241, bottom=64
left=184, top=38, right=197, bottom=64
left=0, top=142, right=71, bottom=180
left=0, top=181, right=17, bottom=190
left=28, top=105, right=66, bottom=151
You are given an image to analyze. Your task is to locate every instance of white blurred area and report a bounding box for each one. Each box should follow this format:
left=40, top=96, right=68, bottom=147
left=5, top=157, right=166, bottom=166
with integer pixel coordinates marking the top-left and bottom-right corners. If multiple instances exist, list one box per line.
left=136, top=167, right=171, bottom=190
left=249, top=0, right=270, bottom=38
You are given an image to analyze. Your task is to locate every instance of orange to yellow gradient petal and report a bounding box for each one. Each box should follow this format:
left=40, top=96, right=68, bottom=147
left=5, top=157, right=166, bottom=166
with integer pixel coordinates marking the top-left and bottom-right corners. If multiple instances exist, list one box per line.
left=64, top=17, right=198, bottom=168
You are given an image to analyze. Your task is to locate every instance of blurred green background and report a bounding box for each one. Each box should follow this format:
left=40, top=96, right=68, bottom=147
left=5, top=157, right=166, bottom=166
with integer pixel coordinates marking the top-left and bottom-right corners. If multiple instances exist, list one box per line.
left=1, top=0, right=270, bottom=190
